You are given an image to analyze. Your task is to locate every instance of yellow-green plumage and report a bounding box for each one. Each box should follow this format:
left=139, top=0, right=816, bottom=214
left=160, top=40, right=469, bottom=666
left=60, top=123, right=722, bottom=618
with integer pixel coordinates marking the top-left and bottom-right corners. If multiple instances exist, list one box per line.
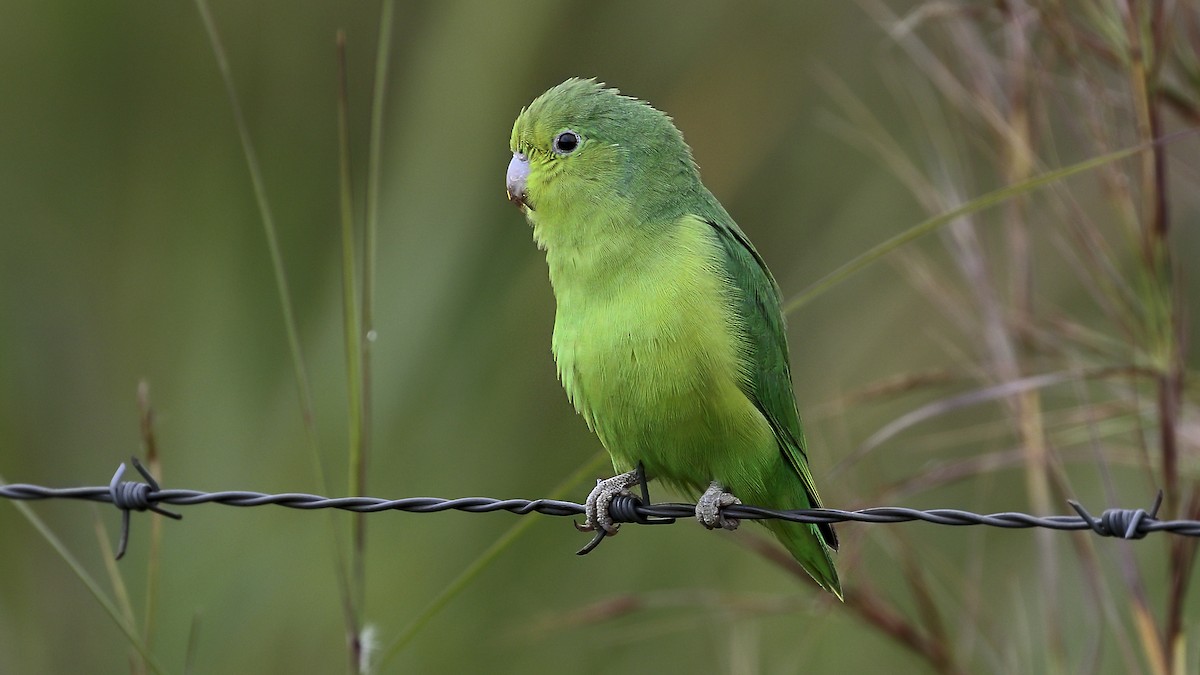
left=508, top=78, right=840, bottom=597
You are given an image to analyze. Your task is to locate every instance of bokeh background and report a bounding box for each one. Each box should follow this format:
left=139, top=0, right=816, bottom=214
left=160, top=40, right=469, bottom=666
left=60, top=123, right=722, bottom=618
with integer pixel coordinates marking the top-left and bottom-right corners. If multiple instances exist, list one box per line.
left=2, top=1, right=1198, bottom=673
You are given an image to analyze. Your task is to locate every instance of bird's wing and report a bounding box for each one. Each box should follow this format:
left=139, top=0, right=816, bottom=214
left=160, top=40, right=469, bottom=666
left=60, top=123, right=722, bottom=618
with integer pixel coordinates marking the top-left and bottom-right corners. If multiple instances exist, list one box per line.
left=704, top=216, right=838, bottom=550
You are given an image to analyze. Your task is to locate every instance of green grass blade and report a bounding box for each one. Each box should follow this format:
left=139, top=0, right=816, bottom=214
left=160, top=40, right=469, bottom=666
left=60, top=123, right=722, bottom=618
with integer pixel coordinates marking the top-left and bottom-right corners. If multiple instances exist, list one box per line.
left=376, top=451, right=609, bottom=669
left=335, top=32, right=367, bottom=636
left=191, top=0, right=358, bottom=650
left=783, top=134, right=1189, bottom=315
left=364, top=0, right=393, bottom=367
left=92, top=510, right=142, bottom=673
left=2, top=475, right=168, bottom=675
left=191, top=0, right=327, bottom=488
left=335, top=31, right=365, bottom=503
left=137, top=383, right=164, bottom=667
left=353, top=0, right=394, bottom=647
left=361, top=0, right=394, bottom=504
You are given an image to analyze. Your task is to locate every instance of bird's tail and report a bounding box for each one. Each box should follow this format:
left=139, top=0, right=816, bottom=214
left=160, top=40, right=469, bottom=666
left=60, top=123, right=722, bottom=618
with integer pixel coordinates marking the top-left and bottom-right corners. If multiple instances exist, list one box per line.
left=751, top=466, right=842, bottom=599
left=763, top=519, right=843, bottom=600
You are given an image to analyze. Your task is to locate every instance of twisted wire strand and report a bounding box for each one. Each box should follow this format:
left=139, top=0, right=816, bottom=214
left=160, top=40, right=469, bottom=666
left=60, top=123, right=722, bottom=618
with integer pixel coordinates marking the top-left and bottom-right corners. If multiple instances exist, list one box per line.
left=1, top=459, right=1193, bottom=559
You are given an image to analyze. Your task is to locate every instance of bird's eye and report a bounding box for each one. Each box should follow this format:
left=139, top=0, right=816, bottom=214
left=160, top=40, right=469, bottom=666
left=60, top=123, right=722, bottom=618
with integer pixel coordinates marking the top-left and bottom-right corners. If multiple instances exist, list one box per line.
left=552, top=130, right=581, bottom=155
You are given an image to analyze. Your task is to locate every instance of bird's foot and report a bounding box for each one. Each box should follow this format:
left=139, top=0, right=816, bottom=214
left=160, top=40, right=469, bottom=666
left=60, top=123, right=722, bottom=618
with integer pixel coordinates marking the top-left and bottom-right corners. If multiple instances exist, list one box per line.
left=576, top=470, right=641, bottom=535
left=696, top=482, right=742, bottom=531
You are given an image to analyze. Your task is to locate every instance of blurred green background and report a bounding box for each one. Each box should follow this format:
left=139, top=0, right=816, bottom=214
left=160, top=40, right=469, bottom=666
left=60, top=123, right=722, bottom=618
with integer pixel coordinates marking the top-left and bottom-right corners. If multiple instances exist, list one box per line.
left=2, top=1, right=1198, bottom=673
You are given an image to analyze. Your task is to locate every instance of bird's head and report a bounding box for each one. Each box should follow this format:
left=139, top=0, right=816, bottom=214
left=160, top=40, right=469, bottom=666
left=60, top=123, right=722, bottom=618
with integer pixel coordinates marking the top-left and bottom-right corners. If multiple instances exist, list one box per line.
left=507, top=78, right=699, bottom=245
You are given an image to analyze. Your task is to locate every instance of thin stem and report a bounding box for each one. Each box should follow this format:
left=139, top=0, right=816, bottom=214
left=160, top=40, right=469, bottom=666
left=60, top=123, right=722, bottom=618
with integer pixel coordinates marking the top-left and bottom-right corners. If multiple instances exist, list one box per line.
left=191, top=0, right=326, bottom=480
left=3, top=476, right=168, bottom=675
left=138, top=382, right=164, bottom=674
left=844, top=584, right=968, bottom=675
left=376, top=451, right=610, bottom=669
left=782, top=135, right=1181, bottom=316
left=191, top=0, right=357, bottom=661
left=335, top=29, right=366, bottom=672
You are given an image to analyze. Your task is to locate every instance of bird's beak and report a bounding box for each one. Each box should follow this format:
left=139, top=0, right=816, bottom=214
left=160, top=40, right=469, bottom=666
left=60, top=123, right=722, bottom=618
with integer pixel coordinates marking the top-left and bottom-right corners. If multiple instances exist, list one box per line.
left=506, top=152, right=531, bottom=211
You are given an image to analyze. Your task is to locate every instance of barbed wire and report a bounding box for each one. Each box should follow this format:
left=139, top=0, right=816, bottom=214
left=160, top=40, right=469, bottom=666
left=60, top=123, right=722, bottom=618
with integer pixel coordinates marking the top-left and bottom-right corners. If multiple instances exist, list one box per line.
left=1, top=458, right=1194, bottom=559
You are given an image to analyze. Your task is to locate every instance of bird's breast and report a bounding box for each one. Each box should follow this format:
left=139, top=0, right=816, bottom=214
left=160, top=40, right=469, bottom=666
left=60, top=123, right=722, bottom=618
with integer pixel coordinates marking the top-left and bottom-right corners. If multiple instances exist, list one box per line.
left=548, top=217, right=765, bottom=483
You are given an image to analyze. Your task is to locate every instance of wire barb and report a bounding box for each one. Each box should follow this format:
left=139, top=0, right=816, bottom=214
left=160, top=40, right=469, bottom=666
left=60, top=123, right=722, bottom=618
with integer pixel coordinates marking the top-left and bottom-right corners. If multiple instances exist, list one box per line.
left=1067, top=490, right=1164, bottom=540
left=109, top=457, right=182, bottom=560
left=3, top=460, right=1199, bottom=559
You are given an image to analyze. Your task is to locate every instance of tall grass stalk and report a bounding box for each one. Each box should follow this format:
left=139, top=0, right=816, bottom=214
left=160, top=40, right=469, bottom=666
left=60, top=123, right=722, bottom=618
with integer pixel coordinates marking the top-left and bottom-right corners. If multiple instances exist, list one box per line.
left=334, top=31, right=367, bottom=673
left=192, top=0, right=360, bottom=669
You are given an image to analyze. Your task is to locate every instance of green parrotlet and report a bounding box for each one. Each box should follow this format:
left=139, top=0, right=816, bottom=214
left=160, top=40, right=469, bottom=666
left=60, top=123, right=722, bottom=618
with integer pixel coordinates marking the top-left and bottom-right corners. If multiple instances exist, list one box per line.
left=506, top=78, right=840, bottom=598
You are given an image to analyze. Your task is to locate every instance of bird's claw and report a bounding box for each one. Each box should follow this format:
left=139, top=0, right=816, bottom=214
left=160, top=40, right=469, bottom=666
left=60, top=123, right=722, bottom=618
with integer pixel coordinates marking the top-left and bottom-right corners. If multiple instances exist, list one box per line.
left=696, top=482, right=742, bottom=531
left=580, top=471, right=640, bottom=536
